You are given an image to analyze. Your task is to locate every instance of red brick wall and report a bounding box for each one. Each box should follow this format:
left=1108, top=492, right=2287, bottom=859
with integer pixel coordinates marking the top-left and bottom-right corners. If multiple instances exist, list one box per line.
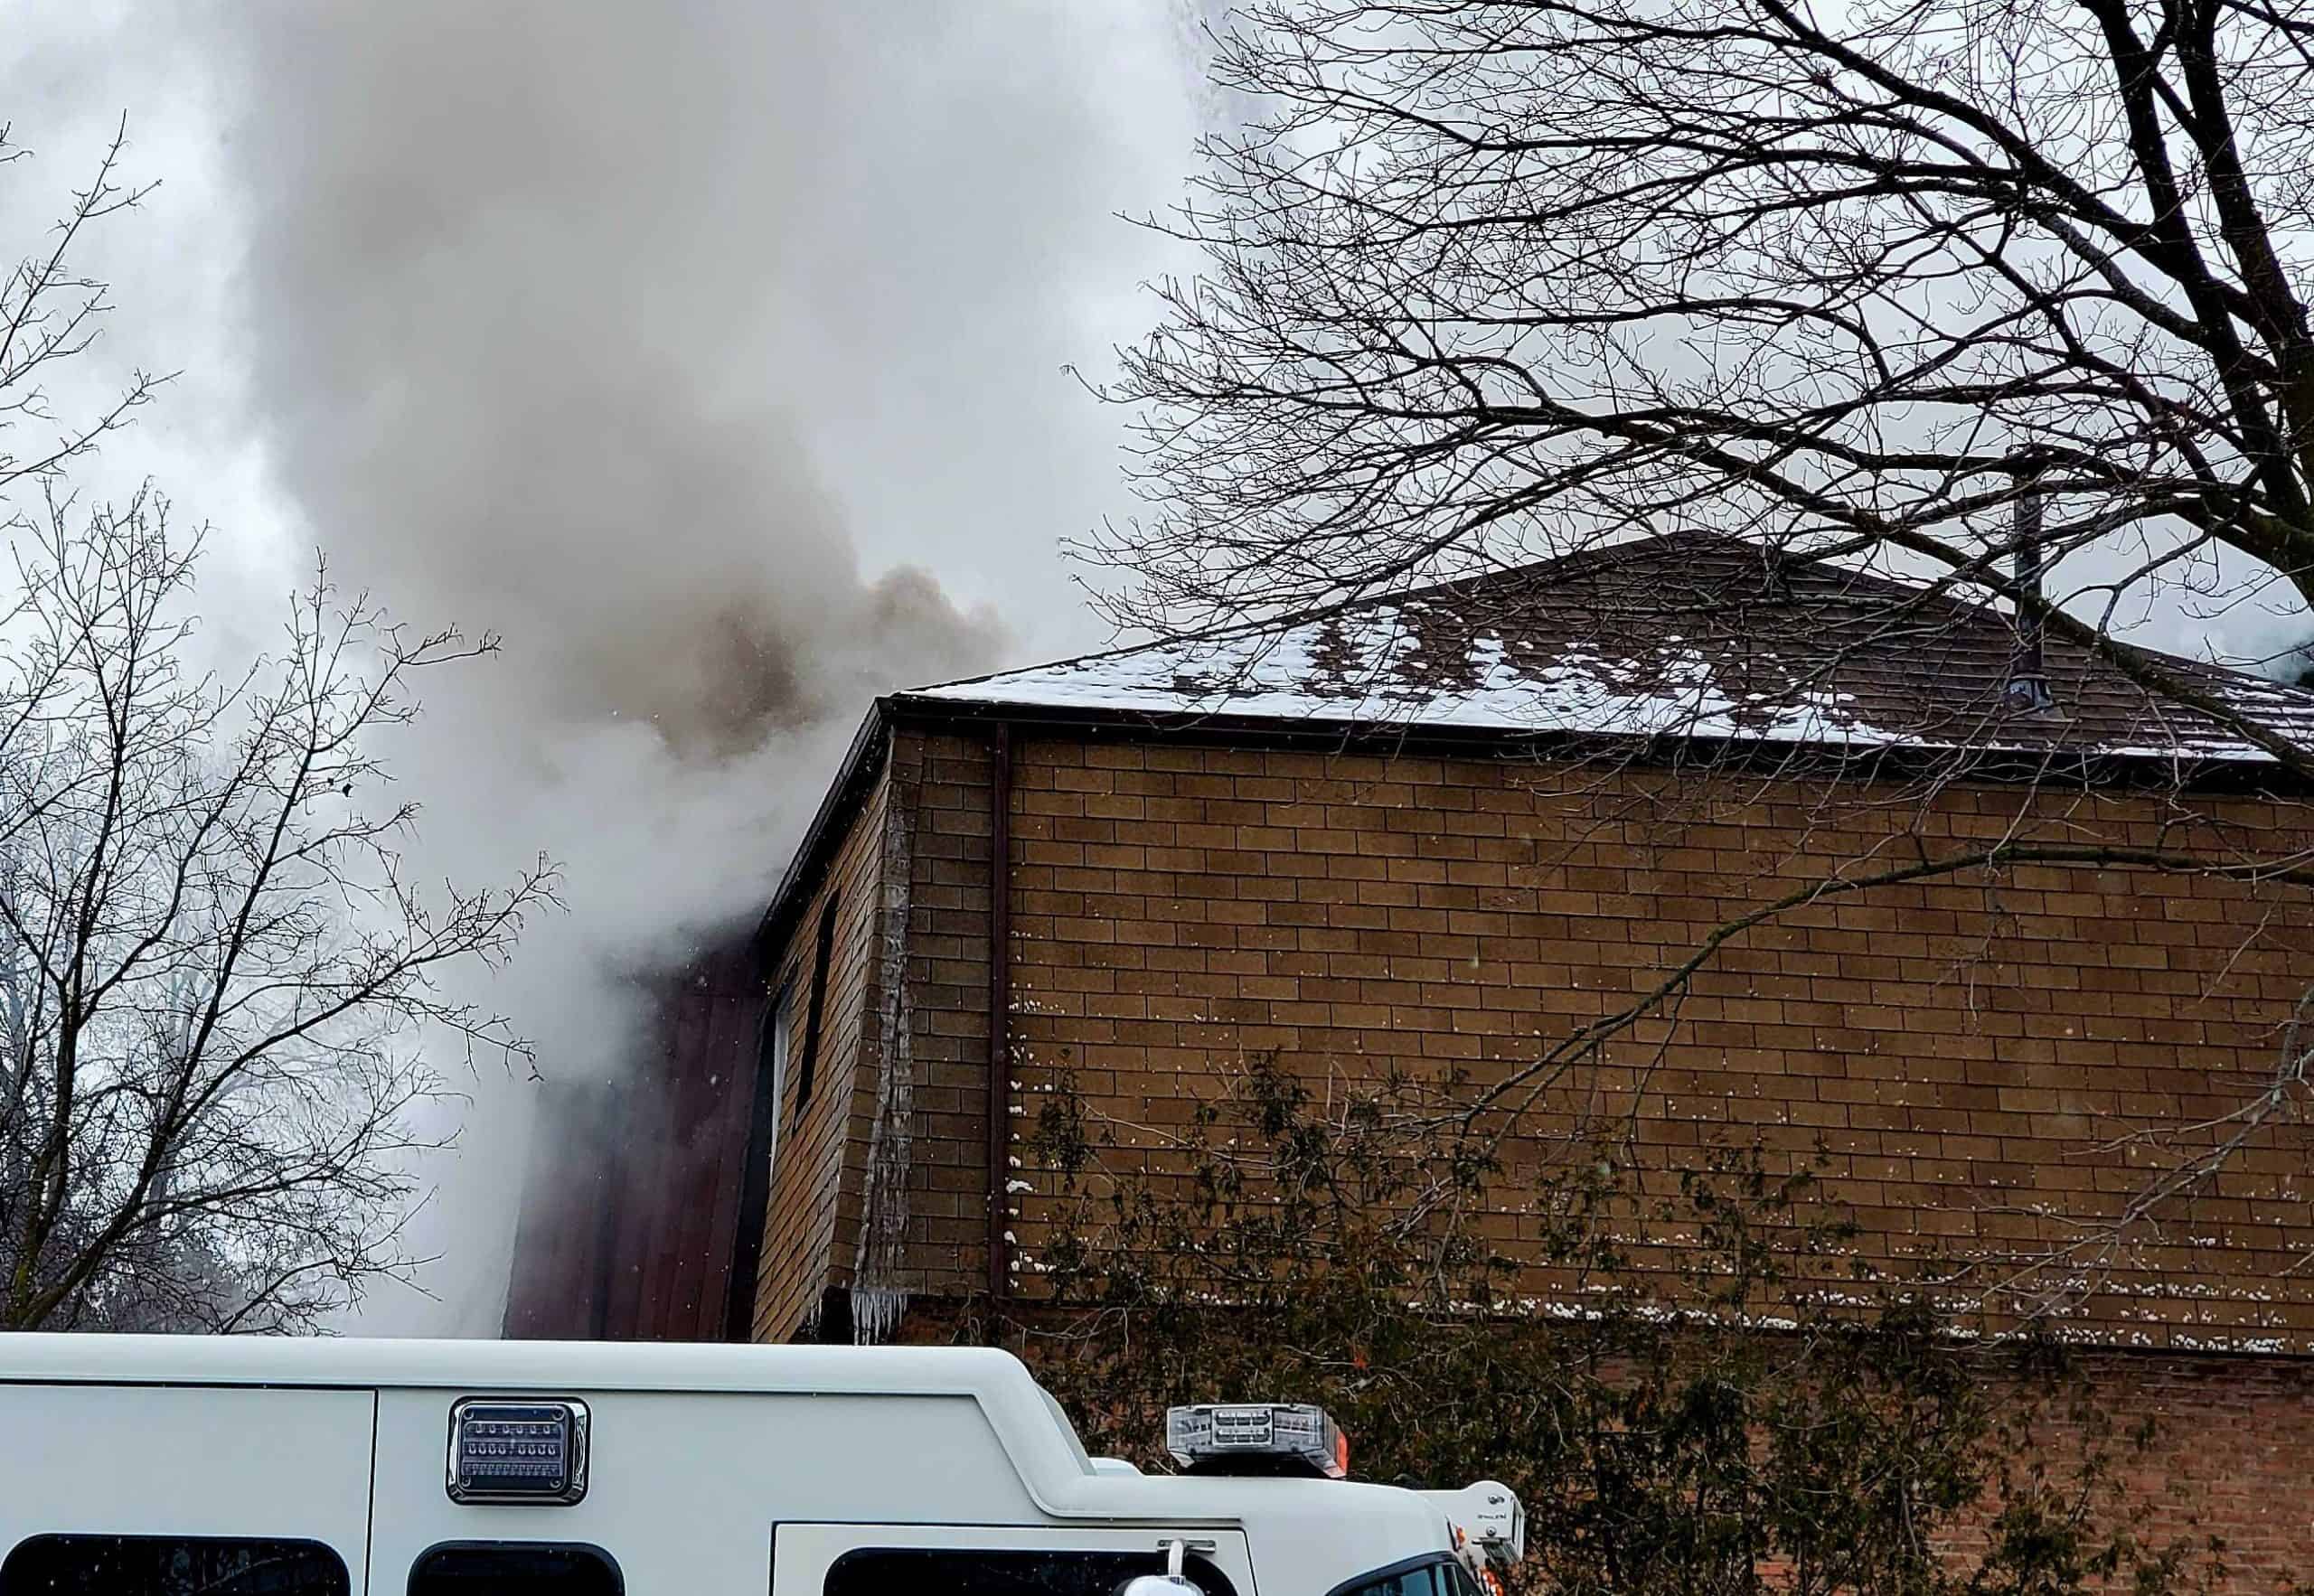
left=992, top=735, right=2314, bottom=1347
left=1940, top=1350, right=2314, bottom=1588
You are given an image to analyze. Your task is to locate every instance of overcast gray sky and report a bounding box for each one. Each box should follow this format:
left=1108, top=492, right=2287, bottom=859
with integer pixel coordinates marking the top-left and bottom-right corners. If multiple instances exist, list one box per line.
left=2, top=0, right=1224, bottom=1333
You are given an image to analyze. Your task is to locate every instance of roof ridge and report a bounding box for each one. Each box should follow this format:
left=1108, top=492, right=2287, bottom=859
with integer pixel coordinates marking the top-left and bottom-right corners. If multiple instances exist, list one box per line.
left=907, top=530, right=2314, bottom=717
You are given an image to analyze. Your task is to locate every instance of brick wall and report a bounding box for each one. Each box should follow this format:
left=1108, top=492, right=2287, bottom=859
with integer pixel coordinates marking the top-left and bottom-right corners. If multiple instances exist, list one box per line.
left=992, top=734, right=2314, bottom=1347
left=739, top=715, right=2314, bottom=1584
left=890, top=728, right=1001, bottom=1295
left=748, top=763, right=892, bottom=1342
left=747, top=727, right=1013, bottom=1332
left=1941, top=1350, right=2314, bottom=1586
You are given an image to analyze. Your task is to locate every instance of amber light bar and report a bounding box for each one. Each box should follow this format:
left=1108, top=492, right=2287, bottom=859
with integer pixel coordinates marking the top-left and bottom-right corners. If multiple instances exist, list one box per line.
left=1164, top=1403, right=1349, bottom=1479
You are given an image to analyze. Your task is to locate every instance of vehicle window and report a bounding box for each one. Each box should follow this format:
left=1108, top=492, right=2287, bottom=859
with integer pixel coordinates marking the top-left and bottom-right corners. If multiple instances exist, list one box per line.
left=1, top=1534, right=349, bottom=1596
left=409, top=1543, right=622, bottom=1595
left=1331, top=1560, right=1458, bottom=1596
left=823, top=1548, right=1237, bottom=1595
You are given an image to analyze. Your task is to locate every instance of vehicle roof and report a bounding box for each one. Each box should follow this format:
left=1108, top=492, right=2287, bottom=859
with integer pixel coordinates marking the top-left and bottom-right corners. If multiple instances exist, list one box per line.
left=0, top=1332, right=1048, bottom=1396
left=0, top=1335, right=1456, bottom=1563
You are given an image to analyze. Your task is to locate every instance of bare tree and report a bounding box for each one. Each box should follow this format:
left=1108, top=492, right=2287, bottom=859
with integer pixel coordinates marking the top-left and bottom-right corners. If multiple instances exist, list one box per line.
left=0, top=120, right=159, bottom=506
left=0, top=127, right=557, bottom=1332
left=1096, top=0, right=2314, bottom=750
left=1086, top=0, right=2314, bottom=1324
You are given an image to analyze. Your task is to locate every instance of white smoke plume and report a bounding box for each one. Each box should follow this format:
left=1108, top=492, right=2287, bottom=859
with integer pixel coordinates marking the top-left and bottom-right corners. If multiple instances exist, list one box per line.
left=158, top=1, right=1204, bottom=1332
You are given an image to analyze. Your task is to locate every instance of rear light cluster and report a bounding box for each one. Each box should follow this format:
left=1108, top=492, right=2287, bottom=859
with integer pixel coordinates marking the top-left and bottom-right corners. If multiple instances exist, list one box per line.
left=446, top=1398, right=590, bottom=1505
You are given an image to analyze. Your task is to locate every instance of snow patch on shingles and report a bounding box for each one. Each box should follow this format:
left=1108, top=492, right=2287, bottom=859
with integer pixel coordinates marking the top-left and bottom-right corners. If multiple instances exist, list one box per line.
left=920, top=609, right=1919, bottom=751
left=917, top=600, right=2301, bottom=762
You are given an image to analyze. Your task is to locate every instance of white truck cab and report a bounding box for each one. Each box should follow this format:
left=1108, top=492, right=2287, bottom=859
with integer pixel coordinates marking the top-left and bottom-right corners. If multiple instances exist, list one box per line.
left=0, top=1335, right=1522, bottom=1596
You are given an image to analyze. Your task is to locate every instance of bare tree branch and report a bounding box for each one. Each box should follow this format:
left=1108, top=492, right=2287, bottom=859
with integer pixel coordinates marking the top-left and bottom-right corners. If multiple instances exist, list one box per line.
left=0, top=127, right=559, bottom=1333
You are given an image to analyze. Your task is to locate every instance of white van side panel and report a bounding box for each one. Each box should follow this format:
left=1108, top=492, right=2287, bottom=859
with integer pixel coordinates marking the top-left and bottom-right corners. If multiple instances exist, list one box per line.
left=0, top=1385, right=374, bottom=1585
left=366, top=1388, right=1043, bottom=1593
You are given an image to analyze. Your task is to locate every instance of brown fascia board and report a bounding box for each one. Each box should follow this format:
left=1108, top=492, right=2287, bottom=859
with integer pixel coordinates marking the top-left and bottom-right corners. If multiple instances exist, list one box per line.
left=878, top=690, right=2314, bottom=799
left=754, top=701, right=893, bottom=969
left=751, top=689, right=2314, bottom=965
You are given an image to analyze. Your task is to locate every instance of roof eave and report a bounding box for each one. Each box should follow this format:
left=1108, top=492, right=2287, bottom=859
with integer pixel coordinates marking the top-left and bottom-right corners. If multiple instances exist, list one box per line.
left=882, top=691, right=2314, bottom=796
left=754, top=700, right=894, bottom=964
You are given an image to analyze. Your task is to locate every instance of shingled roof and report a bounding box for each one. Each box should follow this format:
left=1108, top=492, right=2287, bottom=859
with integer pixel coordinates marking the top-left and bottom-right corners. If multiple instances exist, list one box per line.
left=908, top=531, right=2314, bottom=766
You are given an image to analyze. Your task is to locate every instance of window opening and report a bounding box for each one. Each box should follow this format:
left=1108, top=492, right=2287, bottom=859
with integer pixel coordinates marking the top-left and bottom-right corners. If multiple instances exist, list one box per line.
left=794, top=894, right=839, bottom=1113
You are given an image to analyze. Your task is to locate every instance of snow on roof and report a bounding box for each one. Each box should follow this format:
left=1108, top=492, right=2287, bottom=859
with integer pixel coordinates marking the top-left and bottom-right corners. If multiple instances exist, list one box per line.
left=918, top=605, right=1907, bottom=746
left=909, top=533, right=2314, bottom=765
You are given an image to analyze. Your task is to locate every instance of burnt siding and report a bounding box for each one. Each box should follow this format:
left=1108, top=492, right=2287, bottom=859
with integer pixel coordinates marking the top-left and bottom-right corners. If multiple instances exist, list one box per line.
left=503, top=934, right=768, bottom=1341
left=503, top=1079, right=621, bottom=1338
left=749, top=764, right=893, bottom=1341
left=620, top=937, right=767, bottom=1338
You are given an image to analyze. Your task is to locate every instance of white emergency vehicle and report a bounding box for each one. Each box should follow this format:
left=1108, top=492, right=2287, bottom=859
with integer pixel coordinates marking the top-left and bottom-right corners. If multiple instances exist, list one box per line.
left=0, top=1334, right=1523, bottom=1596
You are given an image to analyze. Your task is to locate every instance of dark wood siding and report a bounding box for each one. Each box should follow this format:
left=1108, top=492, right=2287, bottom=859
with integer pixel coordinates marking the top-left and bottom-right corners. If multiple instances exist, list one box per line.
left=503, top=932, right=769, bottom=1340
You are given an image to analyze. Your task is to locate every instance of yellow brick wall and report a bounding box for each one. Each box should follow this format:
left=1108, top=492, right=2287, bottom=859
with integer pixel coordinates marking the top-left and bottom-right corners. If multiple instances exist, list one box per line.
left=990, top=735, right=2314, bottom=1348
left=749, top=764, right=891, bottom=1342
